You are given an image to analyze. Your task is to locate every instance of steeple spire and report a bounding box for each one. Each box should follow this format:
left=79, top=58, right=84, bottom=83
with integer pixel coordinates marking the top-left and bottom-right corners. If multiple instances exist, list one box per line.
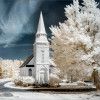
left=35, top=11, right=48, bottom=43
left=36, top=11, right=46, bottom=35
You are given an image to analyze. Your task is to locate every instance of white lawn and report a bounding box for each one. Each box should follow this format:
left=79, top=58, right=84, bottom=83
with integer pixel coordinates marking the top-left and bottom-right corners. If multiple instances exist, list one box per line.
left=0, top=92, right=100, bottom=100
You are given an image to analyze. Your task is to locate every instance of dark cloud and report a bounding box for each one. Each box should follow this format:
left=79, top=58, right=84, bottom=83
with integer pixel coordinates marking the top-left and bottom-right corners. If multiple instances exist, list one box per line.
left=0, top=0, right=43, bottom=45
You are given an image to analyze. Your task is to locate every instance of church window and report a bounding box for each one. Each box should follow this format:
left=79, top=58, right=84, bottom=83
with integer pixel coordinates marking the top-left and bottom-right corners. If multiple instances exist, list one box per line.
left=29, top=69, right=32, bottom=76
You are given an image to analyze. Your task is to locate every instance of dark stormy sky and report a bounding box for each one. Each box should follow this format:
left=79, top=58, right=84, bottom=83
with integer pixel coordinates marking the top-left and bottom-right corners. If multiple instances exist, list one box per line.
left=0, top=0, right=99, bottom=60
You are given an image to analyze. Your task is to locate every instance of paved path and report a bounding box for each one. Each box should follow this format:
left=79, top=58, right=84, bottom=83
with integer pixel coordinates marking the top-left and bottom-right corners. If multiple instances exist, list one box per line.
left=0, top=81, right=29, bottom=97
left=0, top=81, right=27, bottom=92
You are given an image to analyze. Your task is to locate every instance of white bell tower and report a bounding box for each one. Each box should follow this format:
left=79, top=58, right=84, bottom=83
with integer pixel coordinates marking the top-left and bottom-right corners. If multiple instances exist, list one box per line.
left=34, top=12, right=49, bottom=84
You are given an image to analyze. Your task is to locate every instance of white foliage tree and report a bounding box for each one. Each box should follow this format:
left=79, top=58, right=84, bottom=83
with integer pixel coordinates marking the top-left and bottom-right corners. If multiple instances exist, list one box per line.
left=0, top=59, right=23, bottom=78
left=50, top=0, right=100, bottom=81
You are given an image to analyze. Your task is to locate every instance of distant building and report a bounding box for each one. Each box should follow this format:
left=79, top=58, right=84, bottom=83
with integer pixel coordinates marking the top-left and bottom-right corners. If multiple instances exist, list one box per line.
left=20, top=12, right=54, bottom=84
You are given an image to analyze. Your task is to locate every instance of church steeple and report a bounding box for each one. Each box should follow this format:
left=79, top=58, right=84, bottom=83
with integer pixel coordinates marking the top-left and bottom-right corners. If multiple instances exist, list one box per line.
left=35, top=11, right=48, bottom=43
left=36, top=11, right=46, bottom=35
left=34, top=11, right=49, bottom=85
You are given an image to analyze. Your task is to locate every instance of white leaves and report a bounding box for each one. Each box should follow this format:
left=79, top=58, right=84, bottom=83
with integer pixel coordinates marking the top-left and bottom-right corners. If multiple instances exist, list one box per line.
left=0, top=59, right=23, bottom=78
left=93, top=46, right=100, bottom=55
left=50, top=0, right=100, bottom=80
left=50, top=0, right=100, bottom=52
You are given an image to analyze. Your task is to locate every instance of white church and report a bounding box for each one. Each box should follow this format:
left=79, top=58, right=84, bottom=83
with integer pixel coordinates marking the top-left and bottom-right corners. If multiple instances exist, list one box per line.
left=20, top=12, right=55, bottom=85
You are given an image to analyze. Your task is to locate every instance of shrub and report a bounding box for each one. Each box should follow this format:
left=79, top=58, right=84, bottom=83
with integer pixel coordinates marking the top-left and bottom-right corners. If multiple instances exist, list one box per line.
left=49, top=74, right=60, bottom=87
left=14, top=77, right=23, bottom=86
left=76, top=81, right=87, bottom=86
left=13, top=76, right=35, bottom=87
left=14, top=80, right=23, bottom=86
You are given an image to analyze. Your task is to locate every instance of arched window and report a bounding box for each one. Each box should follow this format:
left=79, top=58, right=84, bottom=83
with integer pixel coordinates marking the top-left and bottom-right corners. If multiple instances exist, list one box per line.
left=29, top=69, right=32, bottom=76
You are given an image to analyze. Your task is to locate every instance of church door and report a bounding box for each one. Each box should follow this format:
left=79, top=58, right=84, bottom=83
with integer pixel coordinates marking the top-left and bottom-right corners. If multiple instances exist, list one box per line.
left=40, top=69, right=47, bottom=84
left=29, top=69, right=32, bottom=76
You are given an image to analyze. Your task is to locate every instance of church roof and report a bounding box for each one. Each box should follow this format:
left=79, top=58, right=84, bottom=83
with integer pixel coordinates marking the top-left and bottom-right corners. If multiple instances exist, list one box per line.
left=20, top=54, right=33, bottom=68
